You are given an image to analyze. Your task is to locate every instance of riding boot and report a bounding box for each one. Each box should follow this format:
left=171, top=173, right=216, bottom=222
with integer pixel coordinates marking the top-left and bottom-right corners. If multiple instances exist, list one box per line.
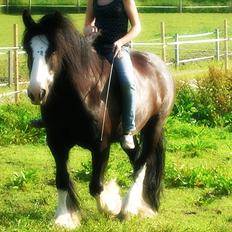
left=120, top=132, right=135, bottom=150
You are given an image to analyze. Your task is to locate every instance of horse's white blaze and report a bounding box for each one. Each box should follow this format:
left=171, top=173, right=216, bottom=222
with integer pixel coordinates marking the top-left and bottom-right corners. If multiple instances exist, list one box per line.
left=55, top=190, right=81, bottom=229
left=96, top=180, right=122, bottom=216
left=29, top=35, right=54, bottom=102
left=121, top=165, right=156, bottom=218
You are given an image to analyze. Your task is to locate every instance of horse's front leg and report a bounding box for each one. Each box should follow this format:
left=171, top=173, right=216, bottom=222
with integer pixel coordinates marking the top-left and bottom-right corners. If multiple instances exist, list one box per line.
left=89, top=146, right=122, bottom=216
left=49, top=143, right=81, bottom=229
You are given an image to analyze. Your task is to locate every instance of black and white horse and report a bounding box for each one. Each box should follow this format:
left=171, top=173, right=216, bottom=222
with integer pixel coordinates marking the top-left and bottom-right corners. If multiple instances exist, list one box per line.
left=22, top=10, right=175, bottom=229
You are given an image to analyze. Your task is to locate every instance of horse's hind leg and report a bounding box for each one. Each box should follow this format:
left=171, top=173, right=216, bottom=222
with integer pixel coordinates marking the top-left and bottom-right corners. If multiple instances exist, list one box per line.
left=90, top=146, right=122, bottom=216
left=120, top=114, right=165, bottom=219
left=49, top=142, right=81, bottom=229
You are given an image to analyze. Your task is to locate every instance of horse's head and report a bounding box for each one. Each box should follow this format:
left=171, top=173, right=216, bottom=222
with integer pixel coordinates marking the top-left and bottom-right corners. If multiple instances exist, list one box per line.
left=23, top=10, right=101, bottom=105
left=22, top=10, right=67, bottom=105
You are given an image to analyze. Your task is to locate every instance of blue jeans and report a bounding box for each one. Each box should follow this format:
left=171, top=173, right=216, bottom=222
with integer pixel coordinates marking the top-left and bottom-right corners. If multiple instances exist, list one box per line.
left=97, top=45, right=136, bottom=133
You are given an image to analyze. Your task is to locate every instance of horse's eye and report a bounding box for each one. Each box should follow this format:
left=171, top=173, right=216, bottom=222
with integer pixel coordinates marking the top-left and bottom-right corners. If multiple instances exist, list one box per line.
left=47, top=52, right=58, bottom=72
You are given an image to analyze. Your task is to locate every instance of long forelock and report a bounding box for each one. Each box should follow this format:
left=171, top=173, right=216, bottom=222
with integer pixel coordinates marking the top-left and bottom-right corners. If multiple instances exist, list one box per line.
left=23, top=13, right=99, bottom=77
left=42, top=14, right=97, bottom=77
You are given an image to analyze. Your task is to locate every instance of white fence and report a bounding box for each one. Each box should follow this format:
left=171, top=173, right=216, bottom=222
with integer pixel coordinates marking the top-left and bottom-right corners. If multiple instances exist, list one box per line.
left=133, top=20, right=230, bottom=70
left=0, top=21, right=231, bottom=102
left=0, top=24, right=26, bottom=102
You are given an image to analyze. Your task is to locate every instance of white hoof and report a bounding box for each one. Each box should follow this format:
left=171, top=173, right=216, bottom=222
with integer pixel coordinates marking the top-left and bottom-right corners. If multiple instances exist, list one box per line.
left=96, top=180, right=122, bottom=216
left=55, top=212, right=81, bottom=230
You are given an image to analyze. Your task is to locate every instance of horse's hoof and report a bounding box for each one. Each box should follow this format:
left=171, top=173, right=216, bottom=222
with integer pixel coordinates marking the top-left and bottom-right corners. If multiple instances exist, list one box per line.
left=117, top=212, right=127, bottom=221
left=96, top=180, right=122, bottom=216
left=55, top=212, right=81, bottom=230
left=119, top=206, right=157, bottom=220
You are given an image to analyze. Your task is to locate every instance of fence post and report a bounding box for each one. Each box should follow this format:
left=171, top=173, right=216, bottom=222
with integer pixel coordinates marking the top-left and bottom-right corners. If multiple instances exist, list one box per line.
left=14, top=24, right=19, bottom=103
left=6, top=0, right=9, bottom=13
left=77, top=0, right=80, bottom=13
left=179, top=0, right=183, bottom=13
left=8, top=50, right=13, bottom=87
left=175, top=33, right=180, bottom=69
left=161, top=21, right=166, bottom=62
left=224, top=19, right=229, bottom=72
left=215, top=29, right=220, bottom=61
left=29, top=0, right=32, bottom=12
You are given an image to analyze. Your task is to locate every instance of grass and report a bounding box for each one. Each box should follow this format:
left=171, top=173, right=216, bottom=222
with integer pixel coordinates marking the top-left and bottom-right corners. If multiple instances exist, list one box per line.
left=0, top=118, right=231, bottom=231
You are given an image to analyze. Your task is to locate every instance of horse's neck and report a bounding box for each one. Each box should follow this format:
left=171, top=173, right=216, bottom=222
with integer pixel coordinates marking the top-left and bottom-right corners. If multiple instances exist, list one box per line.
left=68, top=50, right=109, bottom=107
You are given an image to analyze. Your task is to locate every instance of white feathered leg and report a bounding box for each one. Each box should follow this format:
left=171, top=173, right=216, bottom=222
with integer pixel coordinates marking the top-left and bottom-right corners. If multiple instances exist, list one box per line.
left=95, top=180, right=122, bottom=216
left=55, top=190, right=81, bottom=229
left=120, top=165, right=156, bottom=219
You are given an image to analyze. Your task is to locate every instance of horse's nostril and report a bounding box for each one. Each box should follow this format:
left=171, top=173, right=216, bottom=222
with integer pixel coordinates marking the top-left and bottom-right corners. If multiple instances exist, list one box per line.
left=28, top=90, right=35, bottom=102
left=39, top=89, right=46, bottom=101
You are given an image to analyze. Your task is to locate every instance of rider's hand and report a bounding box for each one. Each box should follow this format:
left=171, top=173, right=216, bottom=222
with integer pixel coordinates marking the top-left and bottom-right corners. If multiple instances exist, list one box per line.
left=113, top=40, right=123, bottom=58
left=84, top=25, right=98, bottom=36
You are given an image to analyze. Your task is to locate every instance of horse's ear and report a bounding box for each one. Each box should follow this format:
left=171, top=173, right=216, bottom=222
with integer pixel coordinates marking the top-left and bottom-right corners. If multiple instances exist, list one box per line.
left=22, top=9, right=36, bottom=29
left=54, top=11, right=64, bottom=21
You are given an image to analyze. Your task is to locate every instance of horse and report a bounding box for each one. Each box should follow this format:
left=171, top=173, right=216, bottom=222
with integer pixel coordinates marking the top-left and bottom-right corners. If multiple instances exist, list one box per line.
left=22, top=10, right=175, bottom=229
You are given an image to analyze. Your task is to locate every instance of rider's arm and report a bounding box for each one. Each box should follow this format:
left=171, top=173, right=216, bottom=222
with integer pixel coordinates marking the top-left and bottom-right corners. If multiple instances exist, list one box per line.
left=84, top=0, right=98, bottom=36
left=113, top=0, right=141, bottom=55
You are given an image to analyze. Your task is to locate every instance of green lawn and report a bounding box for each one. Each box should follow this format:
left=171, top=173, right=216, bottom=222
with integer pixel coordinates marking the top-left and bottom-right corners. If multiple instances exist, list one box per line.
left=0, top=119, right=231, bottom=231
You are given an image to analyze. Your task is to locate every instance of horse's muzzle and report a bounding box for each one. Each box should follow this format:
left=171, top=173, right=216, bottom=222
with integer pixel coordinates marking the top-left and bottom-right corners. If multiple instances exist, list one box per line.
left=27, top=88, right=47, bottom=105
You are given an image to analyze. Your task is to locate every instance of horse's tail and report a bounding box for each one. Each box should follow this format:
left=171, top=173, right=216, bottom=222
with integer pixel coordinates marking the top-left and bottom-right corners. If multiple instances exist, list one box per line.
left=136, top=114, right=165, bottom=211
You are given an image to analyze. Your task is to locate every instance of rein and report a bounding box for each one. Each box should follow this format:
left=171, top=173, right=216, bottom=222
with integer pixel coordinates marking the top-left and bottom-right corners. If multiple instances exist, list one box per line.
left=100, top=57, right=115, bottom=141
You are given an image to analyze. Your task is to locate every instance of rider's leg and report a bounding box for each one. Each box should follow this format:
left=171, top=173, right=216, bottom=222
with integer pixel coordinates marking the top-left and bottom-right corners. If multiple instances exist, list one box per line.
left=114, top=46, right=136, bottom=149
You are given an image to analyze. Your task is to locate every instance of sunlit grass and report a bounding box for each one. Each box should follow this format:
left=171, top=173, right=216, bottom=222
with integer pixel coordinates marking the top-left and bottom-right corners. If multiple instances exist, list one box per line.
left=0, top=118, right=231, bottom=231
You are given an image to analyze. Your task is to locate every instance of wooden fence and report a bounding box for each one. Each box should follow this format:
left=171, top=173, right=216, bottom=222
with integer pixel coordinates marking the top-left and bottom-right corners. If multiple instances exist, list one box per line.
left=0, top=24, right=27, bottom=103
left=2, top=1, right=232, bottom=14
left=133, top=20, right=230, bottom=71
left=0, top=20, right=231, bottom=102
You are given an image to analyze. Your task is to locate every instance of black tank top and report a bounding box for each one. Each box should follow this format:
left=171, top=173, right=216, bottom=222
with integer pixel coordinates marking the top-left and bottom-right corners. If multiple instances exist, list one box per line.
left=93, top=0, right=129, bottom=46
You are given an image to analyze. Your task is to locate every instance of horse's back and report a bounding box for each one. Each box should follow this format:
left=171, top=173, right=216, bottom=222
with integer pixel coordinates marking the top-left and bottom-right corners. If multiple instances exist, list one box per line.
left=131, top=51, right=175, bottom=125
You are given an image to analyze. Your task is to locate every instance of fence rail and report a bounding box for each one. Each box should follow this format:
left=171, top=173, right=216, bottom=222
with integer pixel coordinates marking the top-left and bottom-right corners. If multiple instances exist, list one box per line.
left=133, top=20, right=230, bottom=69
left=1, top=2, right=232, bottom=14
left=0, top=20, right=231, bottom=102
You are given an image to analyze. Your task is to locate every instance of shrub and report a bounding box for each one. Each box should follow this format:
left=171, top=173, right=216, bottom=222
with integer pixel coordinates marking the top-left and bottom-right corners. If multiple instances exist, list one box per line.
left=6, top=169, right=38, bottom=190
left=0, top=101, right=45, bottom=145
left=173, top=67, right=232, bottom=128
left=165, top=163, right=232, bottom=196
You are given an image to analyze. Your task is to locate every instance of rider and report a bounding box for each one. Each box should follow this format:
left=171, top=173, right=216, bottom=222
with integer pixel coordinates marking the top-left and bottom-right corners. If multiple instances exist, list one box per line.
left=84, top=0, right=141, bottom=149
